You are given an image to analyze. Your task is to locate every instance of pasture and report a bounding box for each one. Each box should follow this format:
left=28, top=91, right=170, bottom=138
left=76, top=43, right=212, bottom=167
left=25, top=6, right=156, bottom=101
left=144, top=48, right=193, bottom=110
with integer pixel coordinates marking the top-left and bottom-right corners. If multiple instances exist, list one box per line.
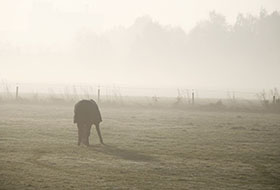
left=0, top=103, right=279, bottom=189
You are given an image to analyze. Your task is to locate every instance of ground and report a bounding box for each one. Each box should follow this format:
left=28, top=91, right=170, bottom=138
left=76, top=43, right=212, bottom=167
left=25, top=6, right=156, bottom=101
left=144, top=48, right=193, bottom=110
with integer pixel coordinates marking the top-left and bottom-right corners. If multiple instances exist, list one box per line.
left=0, top=103, right=279, bottom=190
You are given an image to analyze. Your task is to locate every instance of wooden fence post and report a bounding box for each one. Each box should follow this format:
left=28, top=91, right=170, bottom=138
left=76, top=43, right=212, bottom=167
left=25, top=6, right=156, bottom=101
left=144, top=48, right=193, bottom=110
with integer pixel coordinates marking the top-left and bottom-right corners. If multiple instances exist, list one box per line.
left=192, top=90, right=195, bottom=105
left=16, top=86, right=19, bottom=100
left=98, top=86, right=100, bottom=104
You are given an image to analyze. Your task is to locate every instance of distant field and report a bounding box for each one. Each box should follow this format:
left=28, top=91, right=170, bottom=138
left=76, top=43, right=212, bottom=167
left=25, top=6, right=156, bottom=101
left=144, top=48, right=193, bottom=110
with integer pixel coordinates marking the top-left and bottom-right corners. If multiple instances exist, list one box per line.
left=0, top=104, right=279, bottom=189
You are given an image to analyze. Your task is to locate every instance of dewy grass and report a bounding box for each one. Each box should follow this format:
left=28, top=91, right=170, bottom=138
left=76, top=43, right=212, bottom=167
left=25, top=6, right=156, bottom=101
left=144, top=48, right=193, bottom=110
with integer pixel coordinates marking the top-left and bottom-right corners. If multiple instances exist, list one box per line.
left=0, top=104, right=279, bottom=189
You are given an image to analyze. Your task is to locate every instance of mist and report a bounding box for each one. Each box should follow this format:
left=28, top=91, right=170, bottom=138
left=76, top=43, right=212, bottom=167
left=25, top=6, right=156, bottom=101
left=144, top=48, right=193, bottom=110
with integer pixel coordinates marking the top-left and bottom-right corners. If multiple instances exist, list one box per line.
left=2, top=1, right=280, bottom=189
left=1, top=0, right=280, bottom=91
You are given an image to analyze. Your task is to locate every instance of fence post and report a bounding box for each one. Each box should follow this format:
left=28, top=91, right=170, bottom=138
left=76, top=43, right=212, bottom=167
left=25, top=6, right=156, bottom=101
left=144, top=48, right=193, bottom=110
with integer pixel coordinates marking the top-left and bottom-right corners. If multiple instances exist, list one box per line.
left=16, top=86, right=19, bottom=100
left=97, top=86, right=100, bottom=104
left=192, top=90, right=195, bottom=105
left=273, top=95, right=276, bottom=104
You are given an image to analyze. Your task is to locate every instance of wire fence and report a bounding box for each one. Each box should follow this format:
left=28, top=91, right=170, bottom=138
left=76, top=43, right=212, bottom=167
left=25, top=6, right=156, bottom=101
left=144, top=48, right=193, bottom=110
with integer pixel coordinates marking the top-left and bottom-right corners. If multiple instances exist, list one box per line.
left=0, top=81, right=272, bottom=103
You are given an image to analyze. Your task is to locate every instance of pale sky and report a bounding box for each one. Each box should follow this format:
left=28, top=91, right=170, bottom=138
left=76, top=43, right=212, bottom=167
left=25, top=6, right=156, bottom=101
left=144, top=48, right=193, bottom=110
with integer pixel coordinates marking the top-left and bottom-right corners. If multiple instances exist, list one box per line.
left=1, top=0, right=280, bottom=91
left=1, top=0, right=280, bottom=34
left=1, top=0, right=279, bottom=50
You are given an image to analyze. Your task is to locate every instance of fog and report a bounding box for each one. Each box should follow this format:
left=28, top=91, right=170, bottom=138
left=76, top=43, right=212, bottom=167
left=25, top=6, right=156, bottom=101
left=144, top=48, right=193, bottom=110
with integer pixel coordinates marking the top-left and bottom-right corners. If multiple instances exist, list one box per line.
left=1, top=2, right=280, bottom=189
left=1, top=0, right=280, bottom=91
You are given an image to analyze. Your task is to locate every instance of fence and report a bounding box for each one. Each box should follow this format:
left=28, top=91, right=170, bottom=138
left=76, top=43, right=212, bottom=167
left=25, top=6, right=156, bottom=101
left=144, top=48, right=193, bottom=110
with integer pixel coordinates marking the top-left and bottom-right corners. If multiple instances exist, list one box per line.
left=0, top=81, right=273, bottom=104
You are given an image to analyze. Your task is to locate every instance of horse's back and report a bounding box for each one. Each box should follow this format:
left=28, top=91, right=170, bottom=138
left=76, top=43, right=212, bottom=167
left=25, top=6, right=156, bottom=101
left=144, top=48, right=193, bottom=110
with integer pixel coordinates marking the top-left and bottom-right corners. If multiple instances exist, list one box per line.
left=74, top=100, right=102, bottom=125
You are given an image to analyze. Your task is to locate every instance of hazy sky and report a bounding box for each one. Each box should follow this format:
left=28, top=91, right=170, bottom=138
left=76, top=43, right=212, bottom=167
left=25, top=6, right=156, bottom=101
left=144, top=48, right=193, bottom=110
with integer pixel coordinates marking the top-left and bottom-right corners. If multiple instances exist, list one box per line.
left=1, top=0, right=280, bottom=91
left=1, top=0, right=279, bottom=44
left=1, top=0, right=280, bottom=34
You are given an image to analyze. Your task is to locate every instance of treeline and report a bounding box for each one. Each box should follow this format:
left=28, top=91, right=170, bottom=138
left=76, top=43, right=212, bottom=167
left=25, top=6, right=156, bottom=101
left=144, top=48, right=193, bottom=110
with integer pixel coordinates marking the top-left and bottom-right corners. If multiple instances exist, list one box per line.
left=75, top=10, right=280, bottom=87
left=1, top=10, right=279, bottom=88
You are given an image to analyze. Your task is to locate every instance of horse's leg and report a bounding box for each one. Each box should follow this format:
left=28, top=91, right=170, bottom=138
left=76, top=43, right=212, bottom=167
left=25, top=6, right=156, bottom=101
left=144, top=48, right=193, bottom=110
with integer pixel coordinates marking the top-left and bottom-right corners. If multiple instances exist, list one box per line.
left=77, top=123, right=82, bottom=146
left=84, top=124, right=92, bottom=146
left=80, top=124, right=87, bottom=145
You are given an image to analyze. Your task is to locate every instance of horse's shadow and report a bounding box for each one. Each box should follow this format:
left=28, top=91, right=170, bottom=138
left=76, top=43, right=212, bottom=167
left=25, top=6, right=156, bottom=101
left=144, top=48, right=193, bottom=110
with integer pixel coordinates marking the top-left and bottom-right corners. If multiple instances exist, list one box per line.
left=89, top=144, right=155, bottom=162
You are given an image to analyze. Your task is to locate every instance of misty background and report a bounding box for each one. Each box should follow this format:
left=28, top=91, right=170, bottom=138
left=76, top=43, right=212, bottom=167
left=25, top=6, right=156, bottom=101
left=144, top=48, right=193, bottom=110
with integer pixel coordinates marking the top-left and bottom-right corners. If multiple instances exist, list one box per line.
left=1, top=0, right=280, bottom=95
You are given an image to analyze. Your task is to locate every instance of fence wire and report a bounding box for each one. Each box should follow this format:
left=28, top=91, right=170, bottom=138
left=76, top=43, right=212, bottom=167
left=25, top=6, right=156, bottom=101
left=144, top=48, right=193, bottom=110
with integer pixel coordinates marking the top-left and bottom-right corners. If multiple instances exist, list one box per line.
left=0, top=81, right=270, bottom=102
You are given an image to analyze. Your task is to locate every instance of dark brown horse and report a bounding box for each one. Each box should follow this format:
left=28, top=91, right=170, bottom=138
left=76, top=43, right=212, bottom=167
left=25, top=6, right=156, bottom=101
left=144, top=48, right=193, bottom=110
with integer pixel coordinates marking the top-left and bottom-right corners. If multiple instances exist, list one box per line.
left=74, top=99, right=104, bottom=146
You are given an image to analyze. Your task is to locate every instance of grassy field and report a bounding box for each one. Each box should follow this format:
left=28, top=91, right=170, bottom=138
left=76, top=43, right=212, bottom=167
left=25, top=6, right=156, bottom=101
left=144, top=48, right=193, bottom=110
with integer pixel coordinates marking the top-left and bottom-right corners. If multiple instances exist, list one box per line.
left=0, top=103, right=279, bottom=189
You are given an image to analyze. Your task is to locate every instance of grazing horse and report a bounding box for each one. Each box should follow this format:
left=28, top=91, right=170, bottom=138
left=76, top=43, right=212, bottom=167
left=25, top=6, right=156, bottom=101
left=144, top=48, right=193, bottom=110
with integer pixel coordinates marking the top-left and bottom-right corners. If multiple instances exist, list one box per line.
left=74, top=99, right=104, bottom=146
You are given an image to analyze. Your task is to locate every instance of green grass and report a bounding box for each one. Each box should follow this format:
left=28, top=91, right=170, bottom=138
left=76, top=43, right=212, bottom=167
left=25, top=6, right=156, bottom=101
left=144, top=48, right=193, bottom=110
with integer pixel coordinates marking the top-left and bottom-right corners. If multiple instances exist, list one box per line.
left=0, top=104, right=280, bottom=189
